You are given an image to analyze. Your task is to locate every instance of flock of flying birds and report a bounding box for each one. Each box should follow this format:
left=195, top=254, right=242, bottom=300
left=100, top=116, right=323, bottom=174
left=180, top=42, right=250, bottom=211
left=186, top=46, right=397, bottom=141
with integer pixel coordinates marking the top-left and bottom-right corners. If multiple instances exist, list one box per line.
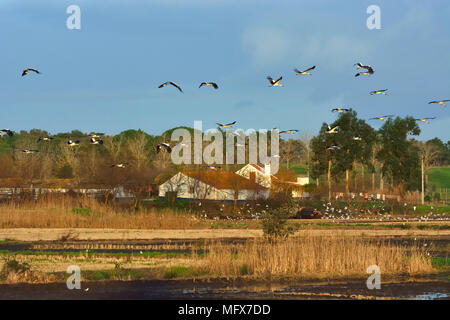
left=1, top=64, right=447, bottom=167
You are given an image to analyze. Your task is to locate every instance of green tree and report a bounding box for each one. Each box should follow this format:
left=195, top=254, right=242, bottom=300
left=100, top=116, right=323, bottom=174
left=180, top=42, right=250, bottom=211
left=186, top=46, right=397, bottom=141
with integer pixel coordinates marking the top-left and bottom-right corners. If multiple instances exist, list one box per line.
left=310, top=109, right=377, bottom=197
left=376, top=117, right=421, bottom=196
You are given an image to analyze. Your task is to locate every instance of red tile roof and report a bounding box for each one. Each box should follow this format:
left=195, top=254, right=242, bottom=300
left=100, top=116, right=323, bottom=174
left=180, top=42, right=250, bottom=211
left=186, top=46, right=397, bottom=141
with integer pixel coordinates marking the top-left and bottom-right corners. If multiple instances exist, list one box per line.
left=250, top=164, right=264, bottom=173
left=183, top=171, right=267, bottom=190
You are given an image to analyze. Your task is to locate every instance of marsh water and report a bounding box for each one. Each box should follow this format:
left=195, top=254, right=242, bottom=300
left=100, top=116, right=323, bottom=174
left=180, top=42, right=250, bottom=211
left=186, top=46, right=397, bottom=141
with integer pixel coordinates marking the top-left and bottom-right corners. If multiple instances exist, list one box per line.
left=0, top=277, right=448, bottom=300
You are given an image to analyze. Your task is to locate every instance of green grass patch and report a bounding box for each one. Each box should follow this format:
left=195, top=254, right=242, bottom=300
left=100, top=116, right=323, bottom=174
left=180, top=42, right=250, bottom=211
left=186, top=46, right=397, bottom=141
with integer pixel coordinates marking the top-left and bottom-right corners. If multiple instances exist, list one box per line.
left=71, top=207, right=92, bottom=216
left=83, top=268, right=147, bottom=281
left=0, top=239, right=26, bottom=246
left=164, top=266, right=192, bottom=279
left=0, top=249, right=189, bottom=258
left=427, top=167, right=450, bottom=189
left=239, top=264, right=250, bottom=275
left=288, top=163, right=308, bottom=175
left=432, top=257, right=450, bottom=269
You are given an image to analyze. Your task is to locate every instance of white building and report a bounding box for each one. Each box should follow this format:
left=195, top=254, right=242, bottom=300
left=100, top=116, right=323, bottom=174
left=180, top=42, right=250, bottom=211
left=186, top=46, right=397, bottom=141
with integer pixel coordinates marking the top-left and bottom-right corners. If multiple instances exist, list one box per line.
left=235, top=163, right=310, bottom=198
left=158, top=171, right=269, bottom=201
left=235, top=163, right=274, bottom=188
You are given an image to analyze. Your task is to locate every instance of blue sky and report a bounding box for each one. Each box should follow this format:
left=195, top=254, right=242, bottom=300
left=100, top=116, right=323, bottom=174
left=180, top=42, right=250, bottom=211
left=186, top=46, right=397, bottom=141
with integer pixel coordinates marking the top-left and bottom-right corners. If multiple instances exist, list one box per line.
left=1, top=0, right=449, bottom=141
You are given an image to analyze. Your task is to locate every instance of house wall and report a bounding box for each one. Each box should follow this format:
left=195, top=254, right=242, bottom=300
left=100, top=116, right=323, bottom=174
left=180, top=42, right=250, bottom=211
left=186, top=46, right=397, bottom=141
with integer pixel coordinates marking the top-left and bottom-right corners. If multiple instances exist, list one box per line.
left=159, top=172, right=269, bottom=201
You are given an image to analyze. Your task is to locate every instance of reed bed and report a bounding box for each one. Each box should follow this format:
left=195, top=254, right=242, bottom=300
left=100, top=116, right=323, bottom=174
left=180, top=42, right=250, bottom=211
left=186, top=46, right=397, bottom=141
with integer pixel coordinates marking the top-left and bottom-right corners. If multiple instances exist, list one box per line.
left=0, top=196, right=205, bottom=229
left=200, top=234, right=434, bottom=278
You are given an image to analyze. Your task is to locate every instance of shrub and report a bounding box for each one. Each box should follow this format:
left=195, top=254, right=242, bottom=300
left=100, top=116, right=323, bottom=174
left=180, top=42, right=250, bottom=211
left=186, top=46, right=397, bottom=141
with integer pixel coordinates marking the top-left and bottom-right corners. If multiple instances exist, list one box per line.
left=0, top=256, right=31, bottom=281
left=56, top=164, right=74, bottom=179
left=261, top=206, right=297, bottom=240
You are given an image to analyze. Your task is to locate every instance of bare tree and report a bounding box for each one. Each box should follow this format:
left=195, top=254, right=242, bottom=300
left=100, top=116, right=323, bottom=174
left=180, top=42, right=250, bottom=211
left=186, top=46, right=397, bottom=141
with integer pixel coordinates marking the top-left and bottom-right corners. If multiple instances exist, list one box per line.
left=128, top=132, right=149, bottom=170
left=103, top=135, right=124, bottom=163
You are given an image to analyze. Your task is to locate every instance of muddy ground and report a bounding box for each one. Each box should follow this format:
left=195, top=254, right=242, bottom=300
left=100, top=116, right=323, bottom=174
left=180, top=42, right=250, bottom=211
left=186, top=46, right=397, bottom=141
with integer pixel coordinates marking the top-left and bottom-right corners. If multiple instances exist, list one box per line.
left=0, top=277, right=448, bottom=300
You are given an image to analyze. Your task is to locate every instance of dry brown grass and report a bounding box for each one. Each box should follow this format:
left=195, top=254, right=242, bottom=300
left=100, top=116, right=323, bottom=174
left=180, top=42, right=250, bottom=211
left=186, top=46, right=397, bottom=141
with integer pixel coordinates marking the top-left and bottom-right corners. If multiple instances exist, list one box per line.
left=0, top=195, right=206, bottom=229
left=0, top=234, right=439, bottom=283
left=200, top=234, right=434, bottom=278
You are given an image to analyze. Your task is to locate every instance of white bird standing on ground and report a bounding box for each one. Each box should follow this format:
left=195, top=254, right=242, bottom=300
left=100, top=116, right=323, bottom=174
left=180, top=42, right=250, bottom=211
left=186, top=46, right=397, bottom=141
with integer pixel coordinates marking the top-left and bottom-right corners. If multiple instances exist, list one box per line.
left=294, top=66, right=315, bottom=75
left=158, top=81, right=183, bottom=93
left=267, top=76, right=283, bottom=87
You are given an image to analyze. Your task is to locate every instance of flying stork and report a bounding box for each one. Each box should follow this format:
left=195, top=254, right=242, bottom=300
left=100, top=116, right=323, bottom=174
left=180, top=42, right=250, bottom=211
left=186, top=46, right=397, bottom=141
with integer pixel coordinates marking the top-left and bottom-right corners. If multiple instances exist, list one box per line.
left=294, top=66, right=315, bottom=75
left=267, top=76, right=283, bottom=87
left=428, top=100, right=449, bottom=107
left=199, top=82, right=218, bottom=89
left=370, top=89, right=388, bottom=95
left=158, top=81, right=183, bottom=93
left=22, top=68, right=41, bottom=77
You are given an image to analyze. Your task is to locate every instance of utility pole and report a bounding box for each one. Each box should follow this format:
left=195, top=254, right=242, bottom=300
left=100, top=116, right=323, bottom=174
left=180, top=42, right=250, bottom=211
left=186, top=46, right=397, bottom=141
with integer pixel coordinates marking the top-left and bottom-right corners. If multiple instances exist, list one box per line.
left=328, top=159, right=332, bottom=201
left=421, top=155, right=424, bottom=205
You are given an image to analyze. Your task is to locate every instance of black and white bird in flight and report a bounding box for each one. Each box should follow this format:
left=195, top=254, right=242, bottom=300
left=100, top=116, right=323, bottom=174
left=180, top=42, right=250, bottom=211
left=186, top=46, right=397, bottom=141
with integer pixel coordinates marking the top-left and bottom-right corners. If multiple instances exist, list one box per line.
left=158, top=81, right=183, bottom=93
left=67, top=140, right=80, bottom=146
left=428, top=99, right=449, bottom=107
left=38, top=137, right=53, bottom=142
left=22, top=68, right=41, bottom=77
left=111, top=162, right=128, bottom=168
left=327, top=146, right=341, bottom=150
left=354, top=62, right=374, bottom=77
left=206, top=165, right=222, bottom=171
left=217, top=121, right=236, bottom=129
left=267, top=76, right=283, bottom=87
left=21, top=149, right=39, bottom=154
left=89, top=133, right=105, bottom=139
left=0, top=129, right=14, bottom=136
left=415, top=117, right=436, bottom=124
left=325, top=125, right=339, bottom=134
left=90, top=138, right=103, bottom=145
left=370, top=89, right=388, bottom=95
left=369, top=115, right=394, bottom=121
left=332, top=108, right=350, bottom=113
left=294, top=66, right=315, bottom=75
left=280, top=129, right=299, bottom=134
left=156, top=143, right=172, bottom=153
left=199, top=82, right=218, bottom=89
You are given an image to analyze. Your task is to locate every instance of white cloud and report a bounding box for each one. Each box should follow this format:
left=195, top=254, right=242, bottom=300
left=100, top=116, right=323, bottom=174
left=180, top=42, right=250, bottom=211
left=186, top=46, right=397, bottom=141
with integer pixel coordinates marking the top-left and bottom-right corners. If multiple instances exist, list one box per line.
left=241, top=27, right=293, bottom=69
